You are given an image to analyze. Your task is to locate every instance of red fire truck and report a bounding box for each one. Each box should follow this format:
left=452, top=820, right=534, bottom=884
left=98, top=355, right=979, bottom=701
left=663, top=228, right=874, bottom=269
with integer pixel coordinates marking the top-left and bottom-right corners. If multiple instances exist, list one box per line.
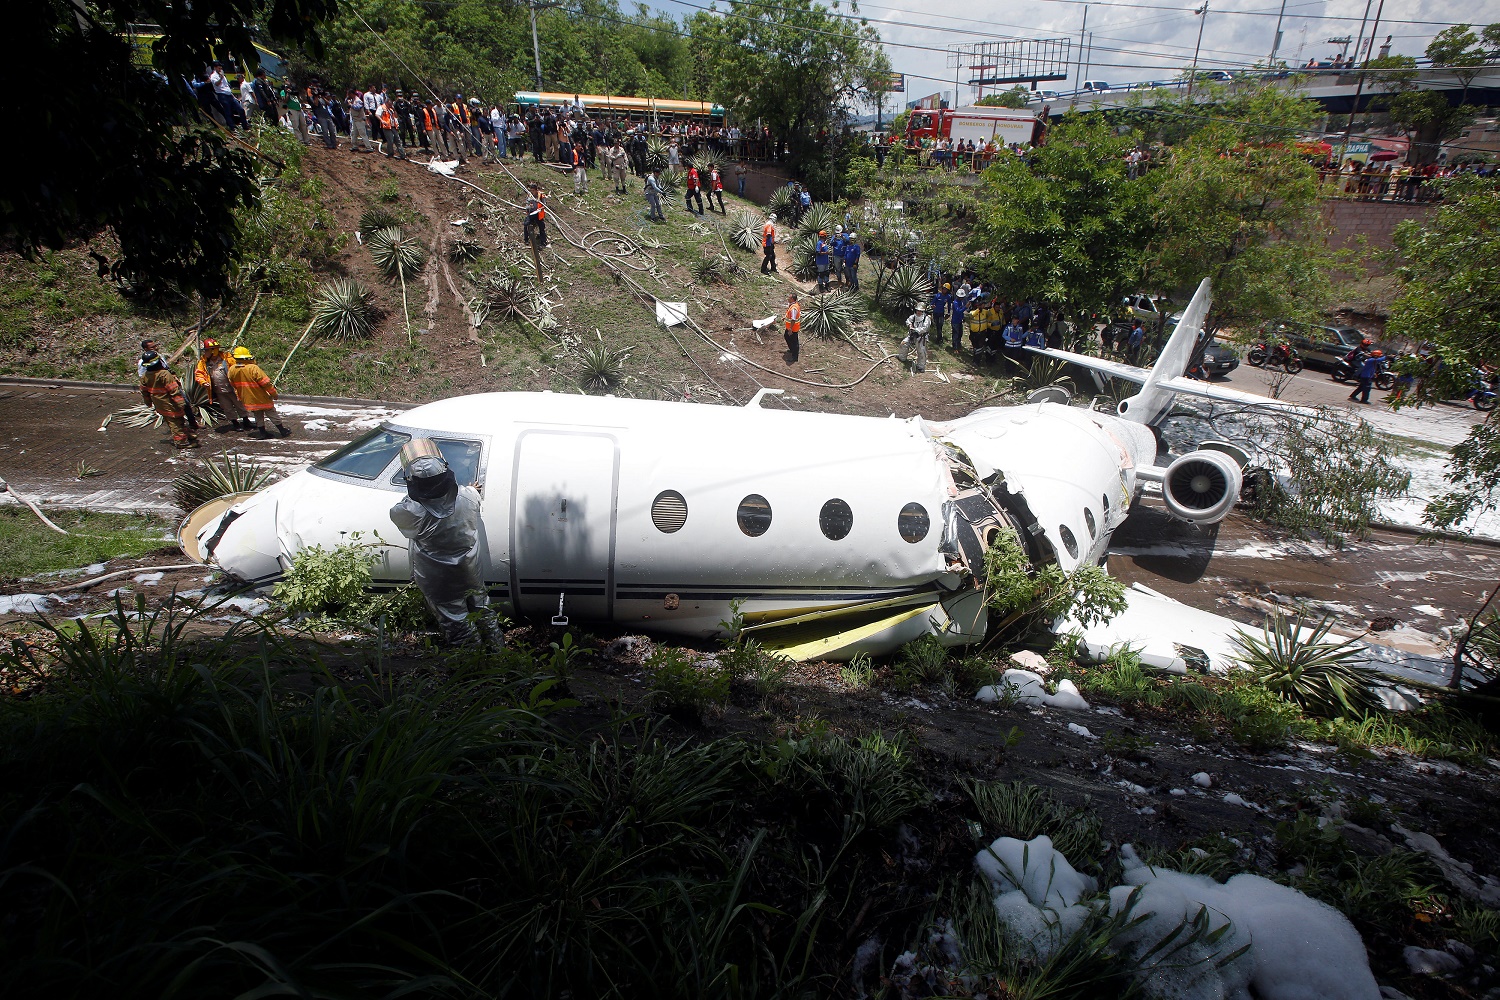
left=905, top=107, right=1039, bottom=147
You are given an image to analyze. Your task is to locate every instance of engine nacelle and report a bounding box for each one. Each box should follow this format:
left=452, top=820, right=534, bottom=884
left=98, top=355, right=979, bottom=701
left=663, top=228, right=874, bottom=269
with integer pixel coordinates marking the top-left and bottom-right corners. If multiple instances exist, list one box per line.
left=1161, top=450, right=1242, bottom=524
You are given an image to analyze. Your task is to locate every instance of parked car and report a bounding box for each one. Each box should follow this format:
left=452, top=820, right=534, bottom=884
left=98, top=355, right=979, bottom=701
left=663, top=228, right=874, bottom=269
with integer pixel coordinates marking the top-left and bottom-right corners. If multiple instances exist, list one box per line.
left=1263, top=321, right=1372, bottom=369
left=1123, top=293, right=1168, bottom=327
left=1167, top=311, right=1239, bottom=379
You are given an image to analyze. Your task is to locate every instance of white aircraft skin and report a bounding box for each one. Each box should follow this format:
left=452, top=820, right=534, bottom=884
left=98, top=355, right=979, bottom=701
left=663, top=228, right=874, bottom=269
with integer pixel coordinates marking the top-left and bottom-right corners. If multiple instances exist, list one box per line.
left=193, top=279, right=1263, bottom=659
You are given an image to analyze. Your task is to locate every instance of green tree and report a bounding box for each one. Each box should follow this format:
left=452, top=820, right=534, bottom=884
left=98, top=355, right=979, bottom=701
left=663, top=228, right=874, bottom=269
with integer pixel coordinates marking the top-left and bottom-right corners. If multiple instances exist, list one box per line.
left=1387, top=91, right=1475, bottom=165
left=9, top=0, right=337, bottom=301
left=971, top=113, right=1152, bottom=316
left=1425, top=24, right=1488, bottom=104
left=976, top=87, right=1031, bottom=109
left=1386, top=178, right=1500, bottom=530
left=689, top=0, right=889, bottom=173
left=1144, top=86, right=1341, bottom=331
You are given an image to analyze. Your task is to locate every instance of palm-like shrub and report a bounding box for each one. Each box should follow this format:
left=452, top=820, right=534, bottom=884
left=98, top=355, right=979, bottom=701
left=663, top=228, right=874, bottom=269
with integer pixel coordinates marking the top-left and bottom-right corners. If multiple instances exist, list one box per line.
left=645, top=137, right=670, bottom=172
left=767, top=184, right=798, bottom=224
left=727, top=208, right=764, bottom=253
left=788, top=232, right=819, bottom=281
left=309, top=278, right=378, bottom=342
left=657, top=167, right=684, bottom=196
left=578, top=343, right=631, bottom=392
left=481, top=269, right=534, bottom=321
left=800, top=289, right=866, bottom=339
left=874, top=264, right=933, bottom=316
left=691, top=254, right=741, bottom=286
left=1015, top=358, right=1074, bottom=395
left=172, top=451, right=275, bottom=512
left=1234, top=613, right=1381, bottom=719
left=358, top=206, right=400, bottom=240
left=796, top=204, right=838, bottom=239
left=367, top=226, right=425, bottom=344
left=447, top=237, right=484, bottom=264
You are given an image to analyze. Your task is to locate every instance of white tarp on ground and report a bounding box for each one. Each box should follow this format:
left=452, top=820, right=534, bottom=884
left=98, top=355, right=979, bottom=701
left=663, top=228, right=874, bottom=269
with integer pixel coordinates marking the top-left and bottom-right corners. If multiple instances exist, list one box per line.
left=656, top=300, right=688, bottom=327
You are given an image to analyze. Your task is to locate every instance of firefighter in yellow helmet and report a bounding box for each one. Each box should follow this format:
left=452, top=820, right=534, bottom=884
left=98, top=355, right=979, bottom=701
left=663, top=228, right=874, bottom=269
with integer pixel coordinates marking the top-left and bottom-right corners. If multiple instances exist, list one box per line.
left=228, top=346, right=293, bottom=439
left=194, top=338, right=250, bottom=432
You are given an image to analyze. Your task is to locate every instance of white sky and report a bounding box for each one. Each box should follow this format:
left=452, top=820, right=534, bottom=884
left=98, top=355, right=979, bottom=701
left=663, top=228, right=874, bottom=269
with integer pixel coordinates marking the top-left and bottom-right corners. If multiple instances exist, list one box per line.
left=650, top=0, right=1484, bottom=103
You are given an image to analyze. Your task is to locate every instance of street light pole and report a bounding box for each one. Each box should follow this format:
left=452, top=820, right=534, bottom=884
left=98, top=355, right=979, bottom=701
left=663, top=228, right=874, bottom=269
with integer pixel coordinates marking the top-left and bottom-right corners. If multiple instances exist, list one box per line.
left=1268, top=0, right=1288, bottom=66
left=1187, top=1, right=1208, bottom=98
left=1334, top=0, right=1375, bottom=167
left=1075, top=4, right=1088, bottom=101
left=529, top=0, right=543, bottom=92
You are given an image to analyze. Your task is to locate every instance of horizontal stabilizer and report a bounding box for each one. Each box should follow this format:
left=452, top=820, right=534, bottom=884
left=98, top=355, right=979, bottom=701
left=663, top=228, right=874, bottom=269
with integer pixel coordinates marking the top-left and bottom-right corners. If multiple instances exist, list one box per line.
left=1159, top=376, right=1314, bottom=413
left=1024, top=347, right=1148, bottom=384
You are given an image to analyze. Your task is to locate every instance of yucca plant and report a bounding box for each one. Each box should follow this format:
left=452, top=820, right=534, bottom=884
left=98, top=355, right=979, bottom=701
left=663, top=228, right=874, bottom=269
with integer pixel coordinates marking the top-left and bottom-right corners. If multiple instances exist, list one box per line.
left=788, top=232, right=819, bottom=281
left=578, top=342, right=631, bottom=392
left=874, top=264, right=933, bottom=316
left=172, top=451, right=275, bottom=512
left=482, top=270, right=534, bottom=320
left=367, top=226, right=425, bottom=344
left=645, top=136, right=670, bottom=172
left=309, top=278, right=378, bottom=342
left=1234, top=613, right=1381, bottom=719
left=799, top=289, right=867, bottom=339
left=766, top=184, right=798, bottom=224
left=448, top=237, right=484, bottom=264
left=657, top=167, right=683, bottom=196
left=690, top=255, right=729, bottom=285
left=358, top=206, right=400, bottom=240
left=796, top=204, right=838, bottom=239
left=1015, top=358, right=1074, bottom=395
left=727, top=208, right=764, bottom=253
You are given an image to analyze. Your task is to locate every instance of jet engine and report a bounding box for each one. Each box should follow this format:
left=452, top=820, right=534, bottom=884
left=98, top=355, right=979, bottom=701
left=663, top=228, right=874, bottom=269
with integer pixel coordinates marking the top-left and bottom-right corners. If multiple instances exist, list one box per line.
left=1161, top=450, right=1242, bottom=524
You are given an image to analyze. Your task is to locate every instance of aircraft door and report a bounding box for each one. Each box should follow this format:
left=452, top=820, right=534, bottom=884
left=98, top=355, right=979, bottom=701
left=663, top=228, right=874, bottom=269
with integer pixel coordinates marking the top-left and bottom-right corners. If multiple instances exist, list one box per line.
left=510, top=431, right=619, bottom=622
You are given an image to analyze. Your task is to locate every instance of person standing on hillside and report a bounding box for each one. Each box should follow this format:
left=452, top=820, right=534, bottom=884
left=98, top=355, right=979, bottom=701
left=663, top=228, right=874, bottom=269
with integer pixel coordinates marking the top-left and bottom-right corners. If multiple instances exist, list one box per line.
left=194, top=338, right=250, bottom=432
left=525, top=182, right=549, bottom=246
left=783, top=292, right=802, bottom=363
left=572, top=143, right=588, bottom=195
left=842, top=233, right=861, bottom=291
left=761, top=214, right=778, bottom=273
left=684, top=165, right=704, bottom=215
left=139, top=350, right=199, bottom=449
left=814, top=230, right=831, bottom=292
left=644, top=169, right=666, bottom=221
left=228, top=346, right=293, bottom=439
left=708, top=165, right=726, bottom=213
left=610, top=140, right=629, bottom=194
left=899, top=300, right=931, bottom=373
left=735, top=158, right=749, bottom=196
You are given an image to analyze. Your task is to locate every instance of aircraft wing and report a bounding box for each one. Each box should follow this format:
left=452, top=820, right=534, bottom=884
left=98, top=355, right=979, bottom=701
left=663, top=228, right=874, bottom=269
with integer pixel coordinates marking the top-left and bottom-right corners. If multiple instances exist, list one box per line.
left=1025, top=347, right=1148, bottom=384
left=1158, top=376, right=1315, bottom=413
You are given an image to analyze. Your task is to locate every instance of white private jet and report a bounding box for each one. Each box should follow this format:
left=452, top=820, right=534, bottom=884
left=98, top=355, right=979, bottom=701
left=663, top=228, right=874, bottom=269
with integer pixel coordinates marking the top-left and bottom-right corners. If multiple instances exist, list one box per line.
left=183, top=279, right=1285, bottom=661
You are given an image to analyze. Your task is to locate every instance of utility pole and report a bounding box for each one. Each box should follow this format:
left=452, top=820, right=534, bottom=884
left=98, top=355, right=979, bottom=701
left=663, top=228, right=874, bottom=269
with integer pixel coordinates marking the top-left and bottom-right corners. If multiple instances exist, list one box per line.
left=529, top=0, right=543, bottom=92
left=1268, top=0, right=1288, bottom=66
left=1075, top=4, right=1088, bottom=102
left=1187, top=1, right=1208, bottom=97
left=1334, top=0, right=1375, bottom=167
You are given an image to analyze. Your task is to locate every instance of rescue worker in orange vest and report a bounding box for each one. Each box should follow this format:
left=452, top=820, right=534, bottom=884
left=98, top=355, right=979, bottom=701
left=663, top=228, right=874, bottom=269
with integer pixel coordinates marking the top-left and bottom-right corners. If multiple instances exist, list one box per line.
left=572, top=144, right=588, bottom=195
left=228, top=346, right=293, bottom=439
left=524, top=182, right=547, bottom=247
left=450, top=98, right=476, bottom=156
left=378, top=101, right=405, bottom=159
left=194, top=338, right=250, bottom=432
left=419, top=102, right=437, bottom=154
left=760, top=213, right=778, bottom=274
left=783, top=292, right=801, bottom=363
left=139, top=350, right=199, bottom=449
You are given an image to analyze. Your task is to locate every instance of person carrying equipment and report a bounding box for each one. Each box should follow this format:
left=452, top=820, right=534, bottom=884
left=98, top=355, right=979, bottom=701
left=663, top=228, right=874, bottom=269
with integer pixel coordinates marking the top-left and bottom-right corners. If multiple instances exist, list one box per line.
left=783, top=292, right=801, bottom=363
left=140, top=350, right=199, bottom=449
left=194, top=338, right=250, bottom=432
left=899, top=300, right=932, bottom=373
left=388, top=440, right=502, bottom=648
left=761, top=214, right=778, bottom=273
left=228, top=346, right=293, bottom=439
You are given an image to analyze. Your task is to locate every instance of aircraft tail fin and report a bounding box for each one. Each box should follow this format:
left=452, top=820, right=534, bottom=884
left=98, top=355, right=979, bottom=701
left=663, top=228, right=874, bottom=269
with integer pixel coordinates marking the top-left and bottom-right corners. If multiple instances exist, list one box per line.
left=1116, top=277, right=1212, bottom=424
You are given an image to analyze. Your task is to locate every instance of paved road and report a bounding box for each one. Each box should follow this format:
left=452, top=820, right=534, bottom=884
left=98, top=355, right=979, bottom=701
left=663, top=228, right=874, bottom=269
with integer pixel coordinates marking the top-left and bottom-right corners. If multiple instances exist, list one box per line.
left=0, top=380, right=404, bottom=515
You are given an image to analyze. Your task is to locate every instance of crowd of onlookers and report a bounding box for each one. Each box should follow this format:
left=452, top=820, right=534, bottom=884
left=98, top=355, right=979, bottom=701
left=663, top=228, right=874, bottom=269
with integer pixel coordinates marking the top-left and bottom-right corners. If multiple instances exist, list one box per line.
left=1316, top=158, right=1493, bottom=201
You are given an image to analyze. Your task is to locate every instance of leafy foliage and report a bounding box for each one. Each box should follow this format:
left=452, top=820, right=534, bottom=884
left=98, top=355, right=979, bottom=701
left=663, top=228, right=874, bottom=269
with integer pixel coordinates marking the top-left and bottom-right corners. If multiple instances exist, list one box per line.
left=645, top=647, right=731, bottom=721
left=367, top=225, right=425, bottom=282
left=171, top=452, right=275, bottom=512
left=309, top=277, right=378, bottom=342
left=983, top=528, right=1127, bottom=641
left=448, top=237, right=485, bottom=264
left=751, top=727, right=929, bottom=837
left=272, top=537, right=381, bottom=617
left=1234, top=614, right=1381, bottom=719
left=796, top=203, right=838, bottom=239
left=964, top=779, right=1106, bottom=870
left=800, top=289, right=867, bottom=339
left=481, top=269, right=537, bottom=321
left=644, top=136, right=671, bottom=172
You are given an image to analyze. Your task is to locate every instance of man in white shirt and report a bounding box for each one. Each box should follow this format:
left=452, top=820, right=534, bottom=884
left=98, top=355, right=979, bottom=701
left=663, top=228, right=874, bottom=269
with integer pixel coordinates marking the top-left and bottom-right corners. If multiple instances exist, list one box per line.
left=490, top=106, right=505, bottom=159
left=208, top=61, right=246, bottom=129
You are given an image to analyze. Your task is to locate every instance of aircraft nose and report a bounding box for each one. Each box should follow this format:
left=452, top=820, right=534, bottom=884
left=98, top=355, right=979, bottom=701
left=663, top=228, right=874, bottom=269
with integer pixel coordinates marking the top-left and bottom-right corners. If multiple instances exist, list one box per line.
left=203, top=493, right=284, bottom=584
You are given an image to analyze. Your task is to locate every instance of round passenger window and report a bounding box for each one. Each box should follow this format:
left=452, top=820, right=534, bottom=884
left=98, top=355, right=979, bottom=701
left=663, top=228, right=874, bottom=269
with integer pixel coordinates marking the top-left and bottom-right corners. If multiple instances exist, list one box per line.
left=1083, top=508, right=1097, bottom=538
left=898, top=502, right=930, bottom=544
left=1058, top=524, right=1080, bottom=559
left=819, top=499, right=854, bottom=540
left=651, top=490, right=688, bottom=533
left=737, top=494, right=772, bottom=537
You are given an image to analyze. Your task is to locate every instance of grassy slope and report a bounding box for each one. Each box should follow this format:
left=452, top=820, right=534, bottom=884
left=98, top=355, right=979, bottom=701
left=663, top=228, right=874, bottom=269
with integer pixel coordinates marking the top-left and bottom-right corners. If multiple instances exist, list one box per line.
left=0, top=508, right=172, bottom=580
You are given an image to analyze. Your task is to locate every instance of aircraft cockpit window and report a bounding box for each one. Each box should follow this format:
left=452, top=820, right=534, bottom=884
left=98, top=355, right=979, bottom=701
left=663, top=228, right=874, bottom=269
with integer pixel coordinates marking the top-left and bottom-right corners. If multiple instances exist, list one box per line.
left=819, top=499, right=854, bottom=540
left=898, top=502, right=930, bottom=544
left=1101, top=492, right=1110, bottom=513
left=314, top=428, right=412, bottom=480
left=389, top=438, right=483, bottom=487
left=737, top=494, right=773, bottom=537
left=1084, top=508, right=1097, bottom=538
left=652, top=490, right=689, bottom=533
left=1058, top=524, right=1080, bottom=559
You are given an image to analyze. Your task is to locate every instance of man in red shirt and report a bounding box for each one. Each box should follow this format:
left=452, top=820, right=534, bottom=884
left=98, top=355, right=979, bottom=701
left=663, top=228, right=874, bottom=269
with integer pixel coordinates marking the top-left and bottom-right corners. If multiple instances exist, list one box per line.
left=684, top=165, right=705, bottom=215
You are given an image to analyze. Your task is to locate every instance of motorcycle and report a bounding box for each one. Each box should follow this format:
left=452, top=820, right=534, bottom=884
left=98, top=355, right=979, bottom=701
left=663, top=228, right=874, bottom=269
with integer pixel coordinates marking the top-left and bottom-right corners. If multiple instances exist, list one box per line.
left=1247, top=341, right=1303, bottom=374
left=1333, top=358, right=1396, bottom=390
left=1467, top=383, right=1497, bottom=412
